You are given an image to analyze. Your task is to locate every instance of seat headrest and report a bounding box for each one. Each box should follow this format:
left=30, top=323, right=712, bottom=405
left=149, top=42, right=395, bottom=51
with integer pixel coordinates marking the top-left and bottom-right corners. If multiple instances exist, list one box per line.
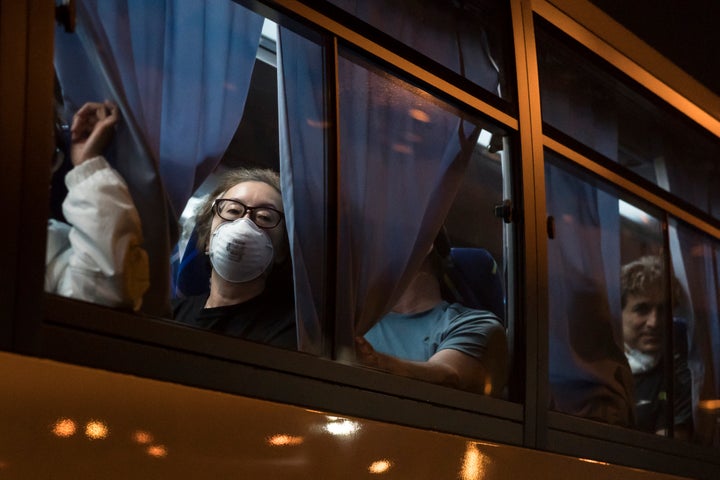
left=442, top=247, right=505, bottom=322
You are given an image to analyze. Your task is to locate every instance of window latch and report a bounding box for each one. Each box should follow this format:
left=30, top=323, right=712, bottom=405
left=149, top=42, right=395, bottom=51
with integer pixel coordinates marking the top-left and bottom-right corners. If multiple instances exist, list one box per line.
left=494, top=199, right=513, bottom=224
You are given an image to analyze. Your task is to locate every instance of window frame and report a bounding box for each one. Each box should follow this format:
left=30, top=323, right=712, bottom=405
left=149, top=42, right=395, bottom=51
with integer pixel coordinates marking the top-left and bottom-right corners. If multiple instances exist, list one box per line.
left=5, top=0, right=720, bottom=477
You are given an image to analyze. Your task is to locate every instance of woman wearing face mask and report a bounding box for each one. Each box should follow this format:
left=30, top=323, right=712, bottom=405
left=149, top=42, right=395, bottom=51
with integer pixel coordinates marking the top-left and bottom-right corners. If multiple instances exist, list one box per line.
left=171, top=168, right=296, bottom=349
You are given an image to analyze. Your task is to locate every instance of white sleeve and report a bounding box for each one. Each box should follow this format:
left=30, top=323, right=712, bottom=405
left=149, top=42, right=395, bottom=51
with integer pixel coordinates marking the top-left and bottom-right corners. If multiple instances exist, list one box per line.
left=49, top=156, right=150, bottom=311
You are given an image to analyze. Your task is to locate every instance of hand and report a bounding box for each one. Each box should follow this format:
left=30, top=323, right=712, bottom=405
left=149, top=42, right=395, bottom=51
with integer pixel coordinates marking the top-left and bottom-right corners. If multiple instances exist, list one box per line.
left=354, top=336, right=388, bottom=370
left=70, top=101, right=118, bottom=166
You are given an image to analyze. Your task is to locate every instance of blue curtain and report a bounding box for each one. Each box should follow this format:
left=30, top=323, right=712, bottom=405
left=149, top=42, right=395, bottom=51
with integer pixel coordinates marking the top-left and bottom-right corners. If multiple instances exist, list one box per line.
left=277, top=27, right=329, bottom=354
left=333, top=53, right=481, bottom=357
left=545, top=160, right=634, bottom=425
left=54, top=0, right=264, bottom=314
left=324, top=0, right=502, bottom=96
left=542, top=78, right=633, bottom=424
left=669, top=221, right=720, bottom=440
left=277, top=36, right=484, bottom=354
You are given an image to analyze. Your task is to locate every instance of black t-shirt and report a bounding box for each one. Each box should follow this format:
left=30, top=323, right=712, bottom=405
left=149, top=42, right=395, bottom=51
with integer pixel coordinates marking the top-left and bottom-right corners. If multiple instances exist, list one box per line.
left=172, top=290, right=296, bottom=350
left=634, top=353, right=693, bottom=434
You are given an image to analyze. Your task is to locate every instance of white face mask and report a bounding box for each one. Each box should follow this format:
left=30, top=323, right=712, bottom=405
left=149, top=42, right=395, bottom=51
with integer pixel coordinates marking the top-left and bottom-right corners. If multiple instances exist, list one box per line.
left=208, top=218, right=274, bottom=283
left=625, top=344, right=661, bottom=374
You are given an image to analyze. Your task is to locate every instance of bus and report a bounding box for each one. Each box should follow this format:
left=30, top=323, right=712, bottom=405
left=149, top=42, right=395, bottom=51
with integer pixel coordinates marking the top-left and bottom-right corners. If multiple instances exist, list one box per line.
left=2, top=0, right=719, bottom=478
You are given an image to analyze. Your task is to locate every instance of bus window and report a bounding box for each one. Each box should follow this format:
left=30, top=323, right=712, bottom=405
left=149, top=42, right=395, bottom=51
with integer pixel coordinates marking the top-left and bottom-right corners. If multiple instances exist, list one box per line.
left=169, top=20, right=329, bottom=352
left=324, top=0, right=513, bottom=101
left=619, top=247, right=691, bottom=437
left=336, top=47, right=512, bottom=396
left=546, top=151, right=664, bottom=429
left=49, top=3, right=330, bottom=353
left=48, top=0, right=518, bottom=396
left=536, top=22, right=720, bottom=223
left=668, top=218, right=720, bottom=446
left=51, top=1, right=271, bottom=316
left=547, top=152, right=698, bottom=439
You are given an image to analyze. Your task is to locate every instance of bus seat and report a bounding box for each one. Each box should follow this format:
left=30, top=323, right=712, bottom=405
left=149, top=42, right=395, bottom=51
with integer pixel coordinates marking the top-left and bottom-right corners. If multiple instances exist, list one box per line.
left=441, top=247, right=505, bottom=323
left=172, top=227, right=211, bottom=298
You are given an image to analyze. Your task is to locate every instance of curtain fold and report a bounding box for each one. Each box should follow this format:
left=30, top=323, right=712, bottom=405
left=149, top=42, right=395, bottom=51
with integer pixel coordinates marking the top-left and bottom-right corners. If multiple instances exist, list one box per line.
left=545, top=160, right=633, bottom=425
left=277, top=36, right=483, bottom=356
left=54, top=0, right=263, bottom=314
left=668, top=222, right=720, bottom=441
left=277, top=27, right=328, bottom=354
left=334, top=54, right=480, bottom=357
left=542, top=79, right=633, bottom=424
left=324, top=0, right=502, bottom=96
left=663, top=143, right=719, bottom=439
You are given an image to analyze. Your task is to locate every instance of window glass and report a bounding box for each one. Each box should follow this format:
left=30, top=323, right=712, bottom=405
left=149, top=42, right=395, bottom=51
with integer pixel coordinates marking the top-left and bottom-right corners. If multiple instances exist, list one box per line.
left=548, top=153, right=704, bottom=440
left=49, top=2, right=329, bottom=353
left=324, top=0, right=513, bottom=102
left=536, top=22, right=720, bottom=222
left=337, top=47, right=513, bottom=396
left=547, top=150, right=676, bottom=432
left=669, top=218, right=720, bottom=446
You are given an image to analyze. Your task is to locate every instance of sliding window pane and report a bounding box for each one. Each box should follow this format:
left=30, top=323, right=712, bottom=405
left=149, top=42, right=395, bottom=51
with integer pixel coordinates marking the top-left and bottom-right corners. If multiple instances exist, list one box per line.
left=536, top=22, right=720, bottom=222
left=325, top=0, right=513, bottom=101
left=338, top=48, right=513, bottom=397
left=547, top=151, right=675, bottom=432
left=669, top=219, right=720, bottom=445
left=51, top=4, right=330, bottom=354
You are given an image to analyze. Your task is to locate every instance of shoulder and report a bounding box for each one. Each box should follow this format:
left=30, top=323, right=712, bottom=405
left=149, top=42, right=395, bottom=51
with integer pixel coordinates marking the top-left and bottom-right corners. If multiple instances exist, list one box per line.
left=443, top=302, right=503, bottom=331
left=172, top=294, right=208, bottom=323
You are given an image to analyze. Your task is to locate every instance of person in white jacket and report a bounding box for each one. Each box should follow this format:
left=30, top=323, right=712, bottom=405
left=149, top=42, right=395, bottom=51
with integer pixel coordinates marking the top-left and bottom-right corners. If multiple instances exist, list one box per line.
left=45, top=101, right=149, bottom=311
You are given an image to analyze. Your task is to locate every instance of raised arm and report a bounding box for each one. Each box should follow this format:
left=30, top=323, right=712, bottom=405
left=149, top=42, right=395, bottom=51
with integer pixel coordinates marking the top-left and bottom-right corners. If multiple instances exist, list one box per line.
left=46, top=102, right=149, bottom=310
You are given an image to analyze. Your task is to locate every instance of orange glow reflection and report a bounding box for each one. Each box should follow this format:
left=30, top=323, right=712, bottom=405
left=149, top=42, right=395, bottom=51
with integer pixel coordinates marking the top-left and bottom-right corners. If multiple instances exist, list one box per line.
left=85, top=420, right=109, bottom=440
left=483, top=376, right=493, bottom=396
left=147, top=445, right=168, bottom=458
left=369, top=459, right=393, bottom=474
left=267, top=434, right=304, bottom=446
left=698, top=399, right=720, bottom=411
left=404, top=132, right=422, bottom=143
left=578, top=457, right=610, bottom=466
left=52, top=418, right=77, bottom=438
left=306, top=118, right=332, bottom=128
left=460, top=442, right=487, bottom=480
left=409, top=108, right=431, bottom=123
left=391, top=143, right=413, bottom=155
left=133, top=430, right=153, bottom=444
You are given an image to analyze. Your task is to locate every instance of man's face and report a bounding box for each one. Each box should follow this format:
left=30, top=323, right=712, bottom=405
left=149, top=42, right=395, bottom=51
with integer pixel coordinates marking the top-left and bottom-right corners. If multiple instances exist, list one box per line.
left=622, top=292, right=665, bottom=354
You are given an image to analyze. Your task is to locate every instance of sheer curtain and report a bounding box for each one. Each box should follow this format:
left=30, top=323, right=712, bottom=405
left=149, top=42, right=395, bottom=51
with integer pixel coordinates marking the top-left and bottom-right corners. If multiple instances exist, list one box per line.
left=334, top=53, right=481, bottom=357
left=661, top=142, right=720, bottom=441
left=277, top=27, right=329, bottom=354
left=545, top=159, right=633, bottom=425
left=324, top=0, right=503, bottom=97
left=54, top=0, right=264, bottom=314
left=277, top=38, right=486, bottom=354
left=542, top=80, right=633, bottom=424
left=668, top=219, right=720, bottom=443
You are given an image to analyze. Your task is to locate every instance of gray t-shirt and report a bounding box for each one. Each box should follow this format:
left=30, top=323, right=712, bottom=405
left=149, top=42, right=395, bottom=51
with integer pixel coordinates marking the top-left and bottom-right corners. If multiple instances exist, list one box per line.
left=364, top=301, right=503, bottom=362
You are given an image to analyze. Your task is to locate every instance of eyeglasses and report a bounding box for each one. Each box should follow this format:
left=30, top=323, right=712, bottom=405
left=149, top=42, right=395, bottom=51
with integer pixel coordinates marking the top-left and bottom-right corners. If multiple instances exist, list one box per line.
left=212, top=198, right=284, bottom=229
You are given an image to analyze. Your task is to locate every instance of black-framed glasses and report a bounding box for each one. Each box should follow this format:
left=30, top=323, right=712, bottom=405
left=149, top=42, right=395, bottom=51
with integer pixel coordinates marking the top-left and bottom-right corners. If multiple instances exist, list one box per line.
left=212, top=198, right=284, bottom=229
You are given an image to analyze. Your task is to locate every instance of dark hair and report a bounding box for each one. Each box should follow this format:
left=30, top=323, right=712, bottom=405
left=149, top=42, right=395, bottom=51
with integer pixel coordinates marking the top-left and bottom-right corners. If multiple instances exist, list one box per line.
left=194, top=168, right=283, bottom=252
left=620, top=255, right=682, bottom=309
